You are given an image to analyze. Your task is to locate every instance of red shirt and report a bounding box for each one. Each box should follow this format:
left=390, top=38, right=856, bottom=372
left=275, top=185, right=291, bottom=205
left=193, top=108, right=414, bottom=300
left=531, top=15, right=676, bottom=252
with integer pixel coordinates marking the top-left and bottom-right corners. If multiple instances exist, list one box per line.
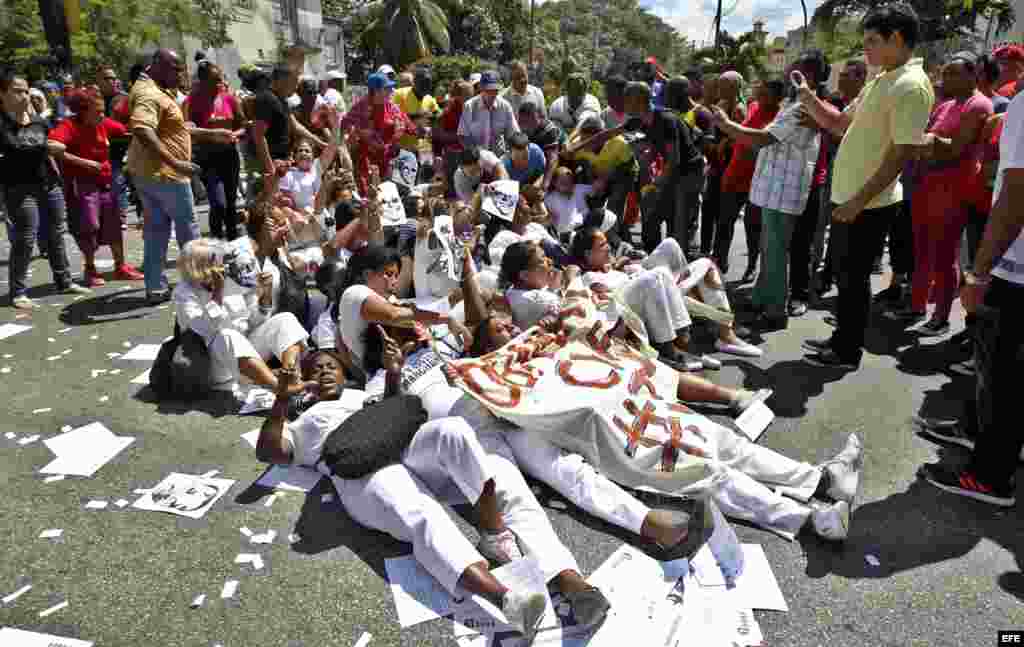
left=340, top=95, right=417, bottom=193
left=48, top=117, right=128, bottom=185
left=721, top=102, right=778, bottom=194
left=997, top=79, right=1020, bottom=98
left=183, top=90, right=240, bottom=128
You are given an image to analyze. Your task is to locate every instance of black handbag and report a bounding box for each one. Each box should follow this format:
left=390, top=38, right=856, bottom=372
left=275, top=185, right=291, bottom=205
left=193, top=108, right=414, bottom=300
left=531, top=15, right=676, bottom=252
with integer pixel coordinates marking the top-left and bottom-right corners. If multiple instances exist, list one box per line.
left=319, top=394, right=427, bottom=479
left=149, top=322, right=214, bottom=399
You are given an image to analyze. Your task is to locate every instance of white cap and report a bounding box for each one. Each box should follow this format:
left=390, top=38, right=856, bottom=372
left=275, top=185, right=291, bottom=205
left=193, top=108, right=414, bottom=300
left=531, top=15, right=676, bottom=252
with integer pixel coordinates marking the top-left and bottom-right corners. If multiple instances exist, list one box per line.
left=324, top=69, right=346, bottom=81
left=377, top=64, right=396, bottom=75
left=468, top=72, right=482, bottom=85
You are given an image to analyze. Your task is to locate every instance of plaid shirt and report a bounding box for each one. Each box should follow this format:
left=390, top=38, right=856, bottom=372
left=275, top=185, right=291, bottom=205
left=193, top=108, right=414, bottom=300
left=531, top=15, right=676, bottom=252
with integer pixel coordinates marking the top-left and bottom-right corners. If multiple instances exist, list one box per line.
left=340, top=94, right=417, bottom=193
left=749, top=100, right=820, bottom=215
left=457, top=95, right=520, bottom=156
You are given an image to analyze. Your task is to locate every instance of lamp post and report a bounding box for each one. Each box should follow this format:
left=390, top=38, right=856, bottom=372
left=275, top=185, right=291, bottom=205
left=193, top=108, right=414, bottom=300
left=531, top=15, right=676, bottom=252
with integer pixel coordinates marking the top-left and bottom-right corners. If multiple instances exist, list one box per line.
left=530, top=0, right=535, bottom=65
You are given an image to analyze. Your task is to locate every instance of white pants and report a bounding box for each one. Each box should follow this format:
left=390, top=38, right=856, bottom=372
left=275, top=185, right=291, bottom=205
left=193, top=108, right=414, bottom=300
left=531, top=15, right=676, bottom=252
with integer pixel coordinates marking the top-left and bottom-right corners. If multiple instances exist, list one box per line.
left=642, top=239, right=731, bottom=315
left=209, top=312, right=309, bottom=391
left=621, top=265, right=691, bottom=344
left=332, top=417, right=578, bottom=596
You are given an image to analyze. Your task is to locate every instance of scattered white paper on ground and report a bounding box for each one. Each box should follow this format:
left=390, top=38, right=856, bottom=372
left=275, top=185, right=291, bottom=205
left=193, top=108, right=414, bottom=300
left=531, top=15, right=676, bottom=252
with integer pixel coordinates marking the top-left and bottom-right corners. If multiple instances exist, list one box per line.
left=728, top=544, right=788, bottom=612
left=114, top=499, right=130, bottom=508
left=239, top=387, right=275, bottom=415
left=18, top=434, right=40, bottom=445
left=201, top=469, right=220, bottom=478
left=90, top=335, right=99, bottom=341
left=107, top=352, right=121, bottom=359
left=46, top=355, right=61, bottom=362
left=0, top=323, right=32, bottom=341
left=735, top=401, right=775, bottom=443
left=4, top=432, right=15, bottom=439
left=60, top=425, right=72, bottom=432
left=353, top=632, right=373, bottom=647
left=251, top=530, right=277, bottom=545
left=385, top=554, right=455, bottom=628
left=0, top=628, right=92, bottom=647
left=47, top=337, right=56, bottom=343
left=256, top=465, right=322, bottom=493
left=91, top=369, right=108, bottom=378
left=235, top=553, right=260, bottom=564
left=109, top=368, right=121, bottom=375
left=1, top=366, right=10, bottom=374
left=40, top=422, right=135, bottom=477
left=122, top=341, right=132, bottom=348
left=2, top=353, right=12, bottom=358
left=61, top=349, right=72, bottom=355
left=461, top=557, right=553, bottom=636
left=865, top=554, right=880, bottom=567
left=32, top=408, right=52, bottom=414
left=587, top=543, right=689, bottom=612
left=43, top=474, right=65, bottom=483
left=264, top=492, right=280, bottom=507
left=133, top=488, right=153, bottom=495
left=190, top=593, right=206, bottom=608
left=131, top=369, right=151, bottom=384
left=84, top=500, right=108, bottom=510
left=38, top=599, right=68, bottom=617
left=98, top=395, right=109, bottom=403
left=691, top=545, right=726, bottom=587
left=220, top=580, right=239, bottom=599
left=39, top=528, right=63, bottom=539
left=2, top=583, right=32, bottom=604
left=132, top=473, right=235, bottom=519
left=240, top=429, right=260, bottom=448
left=118, top=343, right=161, bottom=361
left=239, top=526, right=253, bottom=537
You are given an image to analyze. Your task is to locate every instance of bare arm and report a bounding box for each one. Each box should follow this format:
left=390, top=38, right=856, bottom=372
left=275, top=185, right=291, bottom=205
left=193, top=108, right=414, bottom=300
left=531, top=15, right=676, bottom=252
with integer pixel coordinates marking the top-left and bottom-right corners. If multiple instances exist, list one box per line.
left=360, top=290, right=449, bottom=328
left=251, top=120, right=275, bottom=177
left=291, top=113, right=328, bottom=149
left=800, top=91, right=853, bottom=136
left=713, top=108, right=777, bottom=150
left=461, top=243, right=490, bottom=329
left=46, top=140, right=66, bottom=156
left=53, top=149, right=101, bottom=173
left=133, top=125, right=191, bottom=170
left=928, top=107, right=986, bottom=162
left=256, top=378, right=295, bottom=464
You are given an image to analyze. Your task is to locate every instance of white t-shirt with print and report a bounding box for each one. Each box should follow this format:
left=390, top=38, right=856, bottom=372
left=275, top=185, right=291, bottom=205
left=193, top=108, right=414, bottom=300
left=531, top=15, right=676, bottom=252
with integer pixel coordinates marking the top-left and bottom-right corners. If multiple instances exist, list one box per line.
left=453, top=149, right=502, bottom=202
left=544, top=185, right=593, bottom=234
left=506, top=287, right=561, bottom=329
left=283, top=400, right=360, bottom=467
left=338, top=284, right=374, bottom=368
left=991, top=93, right=1024, bottom=285
left=280, top=159, right=322, bottom=212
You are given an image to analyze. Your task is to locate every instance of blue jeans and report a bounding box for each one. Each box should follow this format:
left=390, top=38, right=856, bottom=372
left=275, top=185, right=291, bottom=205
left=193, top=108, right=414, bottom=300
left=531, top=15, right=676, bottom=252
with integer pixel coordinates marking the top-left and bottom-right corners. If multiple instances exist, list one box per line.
left=136, top=177, right=199, bottom=293
left=111, top=155, right=130, bottom=212
left=5, top=183, right=72, bottom=299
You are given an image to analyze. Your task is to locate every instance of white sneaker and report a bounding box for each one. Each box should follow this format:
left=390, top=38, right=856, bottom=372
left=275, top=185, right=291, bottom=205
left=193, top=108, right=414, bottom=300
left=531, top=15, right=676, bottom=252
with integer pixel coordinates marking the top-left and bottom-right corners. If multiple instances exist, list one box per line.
left=502, top=588, right=546, bottom=641
left=820, top=433, right=863, bottom=504
left=11, top=295, right=36, bottom=310
left=714, top=339, right=764, bottom=358
left=810, top=500, right=850, bottom=541
left=477, top=528, right=523, bottom=566
left=733, top=388, right=774, bottom=414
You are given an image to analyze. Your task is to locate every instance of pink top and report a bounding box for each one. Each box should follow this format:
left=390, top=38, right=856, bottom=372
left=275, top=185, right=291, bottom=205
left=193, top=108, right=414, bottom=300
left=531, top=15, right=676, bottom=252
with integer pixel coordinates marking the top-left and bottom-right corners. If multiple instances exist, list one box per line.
left=924, top=91, right=993, bottom=176
left=183, top=90, right=240, bottom=129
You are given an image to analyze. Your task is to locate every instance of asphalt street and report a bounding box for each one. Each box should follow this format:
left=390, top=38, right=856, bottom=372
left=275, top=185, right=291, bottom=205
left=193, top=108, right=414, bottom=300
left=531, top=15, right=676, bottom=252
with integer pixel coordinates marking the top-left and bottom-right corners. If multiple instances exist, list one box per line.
left=0, top=204, right=1022, bottom=647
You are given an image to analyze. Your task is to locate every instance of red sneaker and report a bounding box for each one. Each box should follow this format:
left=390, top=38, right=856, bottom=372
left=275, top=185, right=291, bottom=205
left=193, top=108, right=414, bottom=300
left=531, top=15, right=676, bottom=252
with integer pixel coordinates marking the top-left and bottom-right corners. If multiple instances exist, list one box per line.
left=85, top=270, right=106, bottom=287
left=114, top=263, right=144, bottom=281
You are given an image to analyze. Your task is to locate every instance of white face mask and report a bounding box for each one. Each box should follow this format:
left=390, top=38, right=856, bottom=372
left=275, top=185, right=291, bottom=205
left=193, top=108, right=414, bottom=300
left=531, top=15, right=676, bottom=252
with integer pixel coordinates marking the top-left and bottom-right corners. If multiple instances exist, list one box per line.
left=416, top=214, right=464, bottom=298
left=481, top=179, right=521, bottom=222
left=377, top=181, right=406, bottom=227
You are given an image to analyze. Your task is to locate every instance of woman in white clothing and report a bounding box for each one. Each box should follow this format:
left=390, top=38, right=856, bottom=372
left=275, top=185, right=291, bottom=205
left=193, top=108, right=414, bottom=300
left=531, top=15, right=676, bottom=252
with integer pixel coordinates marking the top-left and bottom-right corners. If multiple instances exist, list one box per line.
left=173, top=236, right=309, bottom=395
left=569, top=229, right=763, bottom=363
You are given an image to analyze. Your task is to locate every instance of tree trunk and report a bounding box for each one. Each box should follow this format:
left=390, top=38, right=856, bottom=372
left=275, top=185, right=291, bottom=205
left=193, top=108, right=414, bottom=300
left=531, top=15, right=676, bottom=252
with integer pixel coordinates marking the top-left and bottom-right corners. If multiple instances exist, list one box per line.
left=714, top=0, right=723, bottom=51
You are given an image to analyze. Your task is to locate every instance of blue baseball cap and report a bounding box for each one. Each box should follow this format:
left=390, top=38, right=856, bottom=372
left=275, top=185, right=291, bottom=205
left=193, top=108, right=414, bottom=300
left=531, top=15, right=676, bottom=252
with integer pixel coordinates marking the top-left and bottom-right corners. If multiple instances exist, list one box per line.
left=367, top=72, right=396, bottom=91
left=479, top=70, right=501, bottom=91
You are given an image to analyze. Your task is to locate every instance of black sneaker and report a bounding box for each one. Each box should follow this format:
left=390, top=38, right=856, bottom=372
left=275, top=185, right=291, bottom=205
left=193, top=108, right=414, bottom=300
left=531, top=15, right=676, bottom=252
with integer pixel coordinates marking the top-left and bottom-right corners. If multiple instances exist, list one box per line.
left=146, top=290, right=170, bottom=305
left=802, top=337, right=833, bottom=353
left=911, top=415, right=975, bottom=449
left=915, top=318, right=951, bottom=337
left=883, top=308, right=926, bottom=324
left=873, top=284, right=903, bottom=303
left=804, top=349, right=858, bottom=370
left=918, top=463, right=1015, bottom=507
left=788, top=300, right=808, bottom=317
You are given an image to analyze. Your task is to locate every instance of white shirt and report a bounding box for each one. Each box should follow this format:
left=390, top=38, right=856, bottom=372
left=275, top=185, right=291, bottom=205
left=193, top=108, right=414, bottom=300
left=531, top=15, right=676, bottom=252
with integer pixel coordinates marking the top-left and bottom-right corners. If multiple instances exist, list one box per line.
left=172, top=264, right=281, bottom=345
left=544, top=185, right=593, bottom=234
left=338, top=284, right=375, bottom=368
left=506, top=287, right=561, bottom=329
left=315, top=88, right=347, bottom=113
left=992, top=93, right=1024, bottom=285
left=280, top=159, right=322, bottom=211
left=501, top=85, right=547, bottom=119
left=312, top=309, right=338, bottom=349
left=453, top=149, right=502, bottom=202
left=748, top=100, right=821, bottom=215
left=283, top=400, right=360, bottom=467
left=549, top=94, right=601, bottom=131
left=457, top=95, right=520, bottom=155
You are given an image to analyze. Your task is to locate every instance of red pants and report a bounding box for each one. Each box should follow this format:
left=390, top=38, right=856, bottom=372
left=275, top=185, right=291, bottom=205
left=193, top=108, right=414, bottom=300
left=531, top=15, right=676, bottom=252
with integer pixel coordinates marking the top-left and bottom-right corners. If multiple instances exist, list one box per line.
left=910, top=171, right=970, bottom=317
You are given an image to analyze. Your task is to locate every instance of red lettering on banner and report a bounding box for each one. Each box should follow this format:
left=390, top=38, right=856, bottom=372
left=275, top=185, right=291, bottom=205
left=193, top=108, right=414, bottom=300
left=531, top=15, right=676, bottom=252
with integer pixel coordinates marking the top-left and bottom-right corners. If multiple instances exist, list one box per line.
left=628, top=366, right=661, bottom=399
left=557, top=357, right=622, bottom=389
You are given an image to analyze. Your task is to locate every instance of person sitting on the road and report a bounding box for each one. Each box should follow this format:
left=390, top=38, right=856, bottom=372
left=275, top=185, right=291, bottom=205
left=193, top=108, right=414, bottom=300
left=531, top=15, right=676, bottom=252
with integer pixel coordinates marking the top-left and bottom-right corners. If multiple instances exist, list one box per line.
left=549, top=72, right=601, bottom=132
left=444, top=249, right=861, bottom=542
left=173, top=236, right=309, bottom=398
left=254, top=349, right=607, bottom=639
left=453, top=145, right=509, bottom=203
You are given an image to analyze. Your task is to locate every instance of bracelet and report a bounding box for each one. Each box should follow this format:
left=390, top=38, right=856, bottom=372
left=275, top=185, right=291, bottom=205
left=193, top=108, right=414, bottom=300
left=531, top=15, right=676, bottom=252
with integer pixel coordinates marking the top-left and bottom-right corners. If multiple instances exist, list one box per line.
left=965, top=271, right=992, bottom=287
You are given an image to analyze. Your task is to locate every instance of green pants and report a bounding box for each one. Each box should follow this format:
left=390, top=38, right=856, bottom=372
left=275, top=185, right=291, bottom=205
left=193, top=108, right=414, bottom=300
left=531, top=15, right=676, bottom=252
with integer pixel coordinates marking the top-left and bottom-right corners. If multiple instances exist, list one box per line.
left=751, top=207, right=796, bottom=317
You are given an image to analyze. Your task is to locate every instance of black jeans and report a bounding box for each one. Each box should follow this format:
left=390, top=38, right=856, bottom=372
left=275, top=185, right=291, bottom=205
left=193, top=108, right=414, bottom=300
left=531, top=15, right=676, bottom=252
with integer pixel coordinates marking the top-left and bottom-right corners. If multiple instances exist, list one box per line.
left=6, top=182, right=72, bottom=299
left=883, top=197, right=915, bottom=276
left=197, top=146, right=241, bottom=240
left=830, top=202, right=901, bottom=363
left=701, top=173, right=722, bottom=255
left=713, top=190, right=746, bottom=273
left=968, top=277, right=1024, bottom=487
left=789, top=184, right=822, bottom=302
left=642, top=170, right=702, bottom=254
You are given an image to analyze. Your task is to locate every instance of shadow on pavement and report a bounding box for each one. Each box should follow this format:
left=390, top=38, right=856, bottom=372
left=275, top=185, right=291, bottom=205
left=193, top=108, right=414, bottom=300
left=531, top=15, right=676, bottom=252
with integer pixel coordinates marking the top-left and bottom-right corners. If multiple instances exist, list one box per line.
left=133, top=385, right=243, bottom=418
left=59, top=288, right=157, bottom=326
left=798, top=467, right=1024, bottom=601
left=725, top=359, right=849, bottom=418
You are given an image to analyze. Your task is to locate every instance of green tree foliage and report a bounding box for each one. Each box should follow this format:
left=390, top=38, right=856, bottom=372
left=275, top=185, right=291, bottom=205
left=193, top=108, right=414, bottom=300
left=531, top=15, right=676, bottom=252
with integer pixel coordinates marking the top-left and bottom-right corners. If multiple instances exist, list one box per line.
left=361, top=0, right=462, bottom=68
left=812, top=0, right=1015, bottom=43
left=690, top=30, right=767, bottom=79
left=0, top=0, right=233, bottom=78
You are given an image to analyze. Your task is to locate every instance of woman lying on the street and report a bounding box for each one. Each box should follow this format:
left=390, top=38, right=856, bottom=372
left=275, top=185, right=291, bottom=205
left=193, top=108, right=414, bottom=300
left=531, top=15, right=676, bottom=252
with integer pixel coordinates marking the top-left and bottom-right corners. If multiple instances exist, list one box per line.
left=457, top=248, right=863, bottom=541
left=567, top=228, right=763, bottom=363
left=254, top=346, right=611, bottom=640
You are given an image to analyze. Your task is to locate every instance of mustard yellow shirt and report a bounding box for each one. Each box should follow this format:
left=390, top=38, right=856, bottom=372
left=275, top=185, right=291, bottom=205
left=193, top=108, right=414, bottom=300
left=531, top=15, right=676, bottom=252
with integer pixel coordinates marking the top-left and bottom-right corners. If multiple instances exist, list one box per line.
left=568, top=133, right=635, bottom=176
left=393, top=87, right=439, bottom=151
left=125, top=74, right=192, bottom=183
left=831, top=58, right=934, bottom=209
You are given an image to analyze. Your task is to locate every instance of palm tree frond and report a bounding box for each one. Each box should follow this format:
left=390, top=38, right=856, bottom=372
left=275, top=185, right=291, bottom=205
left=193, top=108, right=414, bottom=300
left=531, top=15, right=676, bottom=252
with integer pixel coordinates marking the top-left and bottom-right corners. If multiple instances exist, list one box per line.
left=418, top=0, right=451, bottom=52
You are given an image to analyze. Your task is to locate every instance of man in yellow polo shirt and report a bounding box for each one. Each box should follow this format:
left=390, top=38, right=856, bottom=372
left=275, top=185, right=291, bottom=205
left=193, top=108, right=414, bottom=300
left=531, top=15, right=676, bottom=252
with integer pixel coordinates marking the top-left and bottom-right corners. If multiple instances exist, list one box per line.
left=798, top=3, right=934, bottom=369
left=393, top=67, right=440, bottom=153
left=562, top=114, right=638, bottom=229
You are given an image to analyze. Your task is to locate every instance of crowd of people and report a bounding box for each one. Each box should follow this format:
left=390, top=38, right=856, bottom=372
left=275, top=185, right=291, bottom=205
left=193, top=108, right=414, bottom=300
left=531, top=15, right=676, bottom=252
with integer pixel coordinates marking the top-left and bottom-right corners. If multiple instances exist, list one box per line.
left=3, top=0, right=1023, bottom=640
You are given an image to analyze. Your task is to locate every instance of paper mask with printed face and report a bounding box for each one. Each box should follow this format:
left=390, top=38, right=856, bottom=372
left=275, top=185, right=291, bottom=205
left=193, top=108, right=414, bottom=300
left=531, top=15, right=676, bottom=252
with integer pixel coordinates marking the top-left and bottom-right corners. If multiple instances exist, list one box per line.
left=481, top=179, right=521, bottom=222
left=221, top=236, right=259, bottom=289
left=390, top=149, right=419, bottom=188
left=377, top=181, right=407, bottom=227
left=414, top=214, right=465, bottom=299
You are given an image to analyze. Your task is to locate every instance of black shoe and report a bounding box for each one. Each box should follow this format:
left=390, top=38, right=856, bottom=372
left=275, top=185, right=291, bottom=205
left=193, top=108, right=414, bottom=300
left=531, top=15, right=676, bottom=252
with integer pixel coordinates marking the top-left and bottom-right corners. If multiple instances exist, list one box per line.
left=788, top=300, right=808, bottom=317
left=911, top=416, right=976, bottom=449
left=883, top=307, right=926, bottom=324
left=874, top=284, right=903, bottom=303
left=740, top=267, right=757, bottom=284
left=146, top=290, right=170, bottom=305
left=948, top=328, right=972, bottom=346
left=918, top=463, right=1015, bottom=507
left=804, top=349, right=858, bottom=370
left=802, top=337, right=833, bottom=353
left=749, top=313, right=788, bottom=331
left=824, top=314, right=837, bottom=327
